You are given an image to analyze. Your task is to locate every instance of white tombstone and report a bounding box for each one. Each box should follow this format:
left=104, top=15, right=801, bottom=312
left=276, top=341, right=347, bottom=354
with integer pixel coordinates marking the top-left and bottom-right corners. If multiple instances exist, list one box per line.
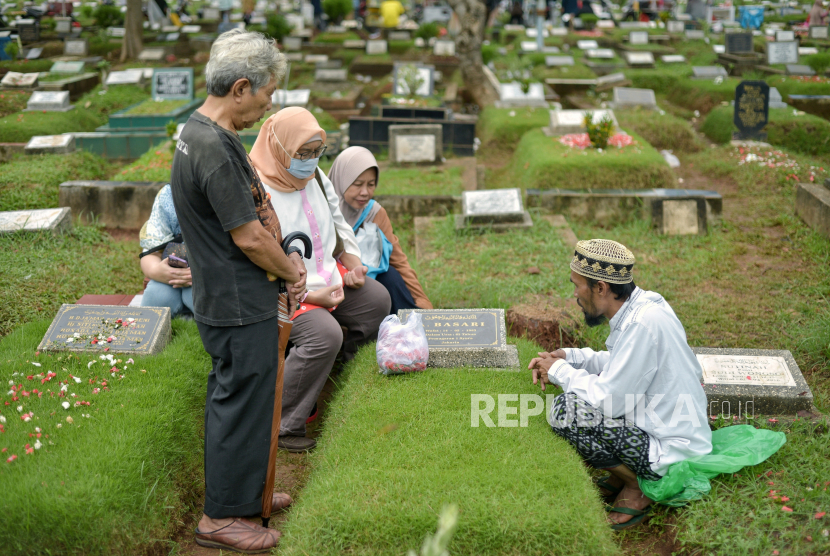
left=64, top=38, right=89, bottom=56
left=629, top=31, right=649, bottom=45
left=138, top=48, right=166, bottom=61
left=0, top=207, right=72, bottom=234
left=25, top=91, right=73, bottom=112
left=548, top=109, right=619, bottom=135
left=283, top=36, right=302, bottom=51
left=366, top=39, right=388, bottom=55
left=304, top=54, right=329, bottom=64
left=1, top=72, right=39, bottom=88
left=767, top=41, right=799, bottom=65
left=545, top=55, right=575, bottom=67
left=661, top=54, right=686, bottom=63
left=315, top=68, right=348, bottom=82
left=612, top=87, right=657, bottom=109
left=586, top=48, right=615, bottom=59
left=24, top=135, right=75, bottom=155
left=344, top=39, right=366, bottom=49
left=686, top=29, right=705, bottom=39
left=520, top=41, right=538, bottom=52
left=496, top=82, right=547, bottom=108
left=713, top=44, right=726, bottom=54
left=433, top=40, right=455, bottom=56
left=105, top=69, right=146, bottom=86
left=624, top=51, right=655, bottom=66
left=577, top=40, right=599, bottom=50
left=798, top=47, right=819, bottom=55
left=775, top=30, right=795, bottom=41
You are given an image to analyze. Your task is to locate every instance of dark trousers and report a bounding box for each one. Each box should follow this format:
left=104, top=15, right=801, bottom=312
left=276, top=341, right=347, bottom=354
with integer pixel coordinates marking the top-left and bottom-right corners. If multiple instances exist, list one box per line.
left=374, top=265, right=418, bottom=316
left=196, top=315, right=280, bottom=518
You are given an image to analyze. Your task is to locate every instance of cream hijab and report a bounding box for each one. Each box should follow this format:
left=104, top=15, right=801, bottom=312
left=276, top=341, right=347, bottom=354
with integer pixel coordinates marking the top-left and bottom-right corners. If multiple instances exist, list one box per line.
left=328, top=146, right=381, bottom=227
left=249, top=107, right=327, bottom=193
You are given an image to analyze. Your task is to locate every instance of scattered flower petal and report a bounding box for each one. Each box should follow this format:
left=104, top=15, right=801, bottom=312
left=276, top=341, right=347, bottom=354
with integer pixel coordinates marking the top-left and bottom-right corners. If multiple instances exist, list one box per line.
left=816, top=512, right=826, bottom=519
left=61, top=402, right=70, bottom=410
left=781, top=506, right=793, bottom=512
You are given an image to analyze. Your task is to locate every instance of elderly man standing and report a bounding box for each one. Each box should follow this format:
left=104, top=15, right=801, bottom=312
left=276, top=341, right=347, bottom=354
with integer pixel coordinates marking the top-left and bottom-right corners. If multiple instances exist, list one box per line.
left=530, top=239, right=711, bottom=530
left=171, top=30, right=305, bottom=552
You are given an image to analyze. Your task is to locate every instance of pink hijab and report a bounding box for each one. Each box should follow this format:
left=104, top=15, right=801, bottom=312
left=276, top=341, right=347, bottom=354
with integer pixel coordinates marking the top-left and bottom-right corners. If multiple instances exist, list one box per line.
left=328, top=146, right=381, bottom=227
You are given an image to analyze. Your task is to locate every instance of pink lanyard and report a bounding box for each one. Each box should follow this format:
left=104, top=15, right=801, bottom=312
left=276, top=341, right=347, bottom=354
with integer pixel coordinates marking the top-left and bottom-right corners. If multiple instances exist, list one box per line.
left=299, top=188, right=332, bottom=285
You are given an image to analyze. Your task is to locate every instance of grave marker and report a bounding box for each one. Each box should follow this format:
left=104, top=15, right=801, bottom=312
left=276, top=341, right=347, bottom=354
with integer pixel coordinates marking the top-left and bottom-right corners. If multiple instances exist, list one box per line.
left=653, top=198, right=707, bottom=235
left=767, top=41, right=798, bottom=65
left=586, top=48, right=615, bottom=59
left=180, top=24, right=201, bottom=33
left=203, top=7, right=220, bottom=19
left=304, top=54, right=329, bottom=64
left=398, top=309, right=520, bottom=369
left=343, top=39, right=366, bottom=49
left=692, top=65, right=728, bottom=79
left=315, top=68, right=348, bottom=81
left=389, top=124, right=442, bottom=164
left=1, top=72, right=39, bottom=88
left=272, top=89, right=311, bottom=107
left=496, top=82, right=547, bottom=108
left=138, top=48, right=166, bottom=61
left=775, top=29, right=795, bottom=41
left=25, top=47, right=43, bottom=59
left=54, top=17, right=71, bottom=34
left=597, top=20, right=615, bottom=29
left=724, top=32, right=753, bottom=54
left=629, top=30, right=649, bottom=45
left=520, top=41, right=538, bottom=52
left=433, top=40, right=455, bottom=56
left=545, top=55, right=575, bottom=67
left=612, top=87, right=657, bottom=109
left=733, top=80, right=769, bottom=140
left=799, top=47, right=819, bottom=55
left=661, top=54, right=686, bottom=63
left=623, top=51, right=655, bottom=66
left=37, top=305, right=172, bottom=356
left=152, top=68, right=194, bottom=100
left=105, top=69, right=146, bottom=86
left=17, top=19, right=39, bottom=42
left=106, top=27, right=126, bottom=37
left=713, top=44, right=726, bottom=54
left=693, top=348, right=814, bottom=414
left=768, top=87, right=787, bottom=108
left=0, top=207, right=72, bottom=235
left=366, top=39, right=388, bottom=55
left=388, top=30, right=410, bottom=41
left=64, top=38, right=89, bottom=57
left=548, top=109, right=619, bottom=135
left=667, top=20, right=685, bottom=33
left=25, top=91, right=73, bottom=112
left=809, top=25, right=829, bottom=39
left=283, top=36, right=302, bottom=50
left=550, top=27, right=568, bottom=36
left=576, top=39, right=599, bottom=50
left=392, top=63, right=435, bottom=97
left=786, top=64, right=815, bottom=75
left=461, top=188, right=527, bottom=225
left=25, top=134, right=76, bottom=155
left=50, top=61, right=85, bottom=74
left=685, top=29, right=705, bottom=39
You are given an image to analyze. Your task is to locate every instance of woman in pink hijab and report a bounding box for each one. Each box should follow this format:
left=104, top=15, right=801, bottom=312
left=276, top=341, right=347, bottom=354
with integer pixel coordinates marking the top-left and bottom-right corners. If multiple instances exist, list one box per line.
left=249, top=108, right=390, bottom=453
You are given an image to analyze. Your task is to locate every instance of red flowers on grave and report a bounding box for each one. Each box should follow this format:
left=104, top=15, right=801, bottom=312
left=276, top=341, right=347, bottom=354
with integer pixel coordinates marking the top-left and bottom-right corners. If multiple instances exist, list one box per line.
left=6, top=454, right=17, bottom=463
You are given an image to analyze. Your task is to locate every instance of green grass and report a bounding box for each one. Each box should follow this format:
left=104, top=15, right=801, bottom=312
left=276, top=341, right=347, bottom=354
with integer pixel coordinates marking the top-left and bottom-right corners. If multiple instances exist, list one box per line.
left=702, top=106, right=830, bottom=161
left=476, top=106, right=550, bottom=151
left=123, top=98, right=190, bottom=115
left=277, top=344, right=617, bottom=556
left=379, top=165, right=463, bottom=196
left=615, top=108, right=704, bottom=153
left=0, top=84, right=148, bottom=143
left=0, top=318, right=207, bottom=555
left=0, top=225, right=145, bottom=337
left=0, top=152, right=115, bottom=212
left=629, top=69, right=741, bottom=114
left=114, top=144, right=174, bottom=182
left=0, top=59, right=54, bottom=73
left=313, top=30, right=361, bottom=44
left=0, top=89, right=31, bottom=119
left=504, top=128, right=675, bottom=191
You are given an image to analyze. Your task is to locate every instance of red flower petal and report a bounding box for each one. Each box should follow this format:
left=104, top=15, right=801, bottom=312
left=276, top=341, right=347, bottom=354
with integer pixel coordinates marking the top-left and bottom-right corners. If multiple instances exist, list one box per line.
left=781, top=506, right=793, bottom=512
left=816, top=512, right=826, bottom=519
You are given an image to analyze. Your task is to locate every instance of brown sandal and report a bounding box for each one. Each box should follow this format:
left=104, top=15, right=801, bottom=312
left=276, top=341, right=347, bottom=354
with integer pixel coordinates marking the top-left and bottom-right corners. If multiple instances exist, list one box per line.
left=272, top=492, right=293, bottom=512
left=195, top=518, right=280, bottom=554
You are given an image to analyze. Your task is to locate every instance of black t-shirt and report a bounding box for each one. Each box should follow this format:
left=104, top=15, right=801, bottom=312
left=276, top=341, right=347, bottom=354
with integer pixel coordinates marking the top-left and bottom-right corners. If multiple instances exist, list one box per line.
left=171, top=111, right=280, bottom=327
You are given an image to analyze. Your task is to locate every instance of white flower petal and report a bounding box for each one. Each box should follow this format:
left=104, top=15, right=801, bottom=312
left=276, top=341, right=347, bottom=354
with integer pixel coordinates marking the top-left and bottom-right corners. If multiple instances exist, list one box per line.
left=0, top=415, right=6, bottom=423
left=31, top=362, right=41, bottom=367
left=87, top=361, right=95, bottom=369
left=73, top=333, right=80, bottom=338
left=60, top=384, right=68, bottom=392
left=34, top=440, right=42, bottom=450
left=73, top=377, right=81, bottom=384
left=17, top=406, right=23, bottom=412
left=61, top=402, right=70, bottom=410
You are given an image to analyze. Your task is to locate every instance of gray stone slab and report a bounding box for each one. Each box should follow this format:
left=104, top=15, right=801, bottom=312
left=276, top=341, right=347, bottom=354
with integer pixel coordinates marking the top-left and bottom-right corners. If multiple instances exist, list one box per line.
left=343, top=39, right=366, bottom=49
left=283, top=36, right=302, bottom=50
left=50, top=61, right=84, bottom=74
left=64, top=38, right=89, bottom=56
left=180, top=24, right=201, bottom=33
left=623, top=51, right=655, bottom=66
left=462, top=188, right=526, bottom=224
left=548, top=109, right=618, bottom=136
left=25, top=134, right=75, bottom=154
left=315, top=68, right=348, bottom=82
left=25, top=91, right=72, bottom=112
left=767, top=41, right=799, bottom=65
left=776, top=30, right=795, bottom=41
left=685, top=29, right=705, bottom=39
left=769, top=87, right=787, bottom=108
left=38, top=304, right=172, bottom=356
left=786, top=64, right=815, bottom=76
left=433, top=40, right=455, bottom=56
left=799, top=47, right=819, bottom=56
left=692, top=65, right=728, bottom=79
left=59, top=180, right=166, bottom=228
left=272, top=88, right=310, bottom=107
left=653, top=198, right=707, bottom=235
left=25, top=47, right=43, bottom=59
left=586, top=48, right=615, bottom=59
left=629, top=30, right=649, bottom=45
left=398, top=308, right=520, bottom=370
left=795, top=181, right=830, bottom=239
left=545, top=55, right=575, bottom=67
left=692, top=348, right=814, bottom=415
left=619, top=21, right=649, bottom=28
left=393, top=63, right=435, bottom=96
left=661, top=54, right=686, bottom=63
left=809, top=25, right=829, bottom=39
left=596, top=72, right=627, bottom=86
left=389, top=124, right=442, bottom=164
left=496, top=82, right=547, bottom=108
left=1, top=71, right=39, bottom=88
left=138, top=48, right=166, bottom=61
left=520, top=41, right=538, bottom=52
left=667, top=20, right=685, bottom=33
left=107, top=27, right=126, bottom=37
left=389, top=30, right=411, bottom=41
left=576, top=39, right=599, bottom=50
left=304, top=54, right=329, bottom=64
left=724, top=32, right=753, bottom=54
left=285, top=52, right=303, bottom=62
left=152, top=68, right=193, bottom=100
left=612, top=86, right=657, bottom=109
left=105, top=69, right=146, bottom=86
left=366, top=39, right=388, bottom=55
left=0, top=207, right=72, bottom=235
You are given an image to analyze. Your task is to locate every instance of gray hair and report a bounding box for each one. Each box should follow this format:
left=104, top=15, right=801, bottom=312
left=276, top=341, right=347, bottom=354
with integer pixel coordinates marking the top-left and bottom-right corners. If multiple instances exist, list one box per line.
left=205, top=29, right=286, bottom=97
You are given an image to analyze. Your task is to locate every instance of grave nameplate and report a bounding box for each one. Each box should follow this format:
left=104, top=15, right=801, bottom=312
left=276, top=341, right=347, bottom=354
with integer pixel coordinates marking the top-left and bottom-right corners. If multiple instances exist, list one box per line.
left=733, top=80, right=769, bottom=140
left=64, top=38, right=89, bottom=57
left=799, top=47, right=819, bottom=55
left=398, top=309, right=520, bottom=369
left=389, top=124, right=442, bottom=164
left=767, top=41, right=798, bottom=65
left=653, top=198, right=706, bottom=235
left=272, top=88, right=311, bottom=107
left=366, top=39, right=388, bottom=55
left=107, top=27, right=126, bottom=37
left=525, top=27, right=549, bottom=37
left=203, top=7, right=220, bottom=19
left=389, top=30, right=410, bottom=41
left=162, top=32, right=180, bottom=42
left=285, top=52, right=303, bottom=62
left=809, top=25, right=829, bottom=39
left=462, top=188, right=525, bottom=224
left=520, top=41, right=538, bottom=52
left=776, top=30, right=795, bottom=41
left=667, top=20, right=685, bottom=33
left=181, top=25, right=201, bottom=33
left=586, top=48, right=615, bottom=59
left=17, top=20, right=39, bottom=42
left=577, top=39, right=599, bottom=50
left=713, top=44, right=726, bottom=54
left=624, top=51, right=655, bottom=66
left=550, top=27, right=568, bottom=36
left=54, top=17, right=71, bottom=34
left=619, top=21, right=649, bottom=28
left=25, top=47, right=43, bottom=59
left=25, top=134, right=75, bottom=154
left=546, top=55, right=575, bottom=67
left=315, top=68, right=348, bottom=81
left=305, top=54, right=329, bottom=64
left=612, top=86, right=657, bottom=109
left=138, top=48, right=166, bottom=61
left=26, top=91, right=72, bottom=112
left=0, top=207, right=72, bottom=235
left=38, top=305, right=172, bottom=356
left=768, top=87, right=787, bottom=108
left=327, top=25, right=347, bottom=33
left=105, top=69, right=145, bottom=86
left=693, top=348, right=813, bottom=414
left=629, top=30, right=649, bottom=45
left=496, top=82, right=547, bottom=108
left=433, top=40, right=455, bottom=56
left=725, top=32, right=753, bottom=54
left=596, top=73, right=627, bottom=87
left=393, top=63, right=434, bottom=96
left=661, top=54, right=686, bottom=63
left=692, top=65, right=728, bottom=79
left=1, top=72, right=39, bottom=88
left=597, top=20, right=615, bottom=29
left=685, top=29, right=705, bottom=39
left=283, top=36, right=302, bottom=51
left=50, top=61, right=85, bottom=74
left=548, top=109, right=619, bottom=135
left=152, top=68, right=194, bottom=100
left=161, top=25, right=180, bottom=32
left=786, top=64, right=815, bottom=75
left=343, top=39, right=366, bottom=49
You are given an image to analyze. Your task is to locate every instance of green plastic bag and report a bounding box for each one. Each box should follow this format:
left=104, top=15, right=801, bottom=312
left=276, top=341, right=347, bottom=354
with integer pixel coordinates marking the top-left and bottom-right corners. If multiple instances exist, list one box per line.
left=638, top=425, right=787, bottom=507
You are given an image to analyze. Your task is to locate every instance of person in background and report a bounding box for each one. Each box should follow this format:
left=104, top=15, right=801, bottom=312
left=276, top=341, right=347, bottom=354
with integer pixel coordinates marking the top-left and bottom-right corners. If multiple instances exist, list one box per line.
left=381, top=0, right=405, bottom=28
left=242, top=0, right=254, bottom=25
left=139, top=184, right=193, bottom=317
left=810, top=0, right=828, bottom=26
left=329, top=146, right=433, bottom=316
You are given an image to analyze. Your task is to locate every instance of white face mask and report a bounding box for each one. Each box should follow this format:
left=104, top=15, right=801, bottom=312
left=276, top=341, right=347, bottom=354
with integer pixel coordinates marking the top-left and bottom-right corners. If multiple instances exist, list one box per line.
left=272, top=128, right=320, bottom=179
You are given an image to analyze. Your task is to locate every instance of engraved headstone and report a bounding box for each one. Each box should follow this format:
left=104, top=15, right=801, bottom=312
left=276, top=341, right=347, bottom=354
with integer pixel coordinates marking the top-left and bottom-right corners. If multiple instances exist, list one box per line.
left=799, top=47, right=819, bottom=55
left=272, top=88, right=311, bottom=107
left=393, top=63, right=434, bottom=96
left=462, top=188, right=525, bottom=224
left=550, top=27, right=568, bottom=36
left=138, top=48, right=166, bottom=61
left=1, top=72, right=39, bottom=88
left=50, top=61, right=85, bottom=73
left=724, top=32, right=753, bottom=54
left=577, top=39, right=599, bottom=50
left=693, top=348, right=814, bottom=414
left=54, top=17, right=71, bottom=34
left=713, top=44, right=726, bottom=54
left=389, top=30, right=410, bottom=41
left=612, top=86, right=657, bottom=109
left=548, top=109, right=619, bottom=135
left=17, top=19, right=39, bottom=42
left=733, top=80, right=769, bottom=140
left=624, top=51, right=655, bottom=66
left=546, top=55, right=575, bottom=66
left=667, top=20, right=685, bottom=33
left=809, top=25, right=829, bottom=39
left=315, top=68, right=348, bottom=81
left=786, top=64, right=815, bottom=75
left=366, top=39, right=388, bottom=55
left=597, top=19, right=615, bottom=29
left=283, top=36, right=302, bottom=50
left=775, top=30, right=795, bottom=41
left=26, top=91, right=73, bottom=112
left=304, top=54, right=329, bottom=64
left=520, top=41, right=538, bottom=52
left=0, top=207, right=72, bottom=235
left=619, top=21, right=649, bottom=28
left=496, top=82, right=547, bottom=107
left=37, top=305, right=172, bottom=356
left=152, top=68, right=194, bottom=100
left=343, top=39, right=366, bottom=49
left=767, top=41, right=798, bottom=65
left=327, top=25, right=347, bottom=33
left=685, top=29, right=705, bottom=39
left=629, top=30, right=649, bottom=45
left=181, top=24, right=201, bottom=33
left=105, top=69, right=146, bottom=86
left=661, top=54, right=686, bottom=63
left=25, top=134, right=75, bottom=154
left=389, top=124, right=442, bottom=164
left=692, top=65, right=728, bottom=79
left=768, top=87, right=787, bottom=108
left=654, top=198, right=706, bottom=235
left=25, top=47, right=43, bottom=59
left=106, top=27, right=126, bottom=37
left=398, top=309, right=520, bottom=369
left=64, top=38, right=89, bottom=57
left=586, top=48, right=615, bottom=59
left=433, top=40, right=455, bottom=56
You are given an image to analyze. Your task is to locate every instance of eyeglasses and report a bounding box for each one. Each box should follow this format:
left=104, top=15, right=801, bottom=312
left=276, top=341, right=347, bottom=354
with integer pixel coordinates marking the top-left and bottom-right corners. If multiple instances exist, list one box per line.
left=294, top=145, right=327, bottom=161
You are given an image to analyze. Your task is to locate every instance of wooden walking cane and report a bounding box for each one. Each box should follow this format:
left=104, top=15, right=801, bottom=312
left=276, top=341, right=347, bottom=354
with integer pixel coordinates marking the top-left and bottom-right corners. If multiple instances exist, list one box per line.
left=261, top=232, right=312, bottom=528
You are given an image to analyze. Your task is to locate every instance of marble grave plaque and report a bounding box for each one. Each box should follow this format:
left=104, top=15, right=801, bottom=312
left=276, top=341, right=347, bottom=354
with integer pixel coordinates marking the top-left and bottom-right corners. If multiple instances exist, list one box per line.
left=315, top=68, right=348, bottom=81
left=393, top=63, right=434, bottom=96
left=724, top=32, right=753, bottom=54
left=661, top=54, right=686, bottom=63
left=809, top=26, right=829, bottom=39
left=629, top=30, right=649, bottom=45
left=343, top=39, right=366, bottom=49
left=586, top=48, right=615, bottom=59
left=389, top=30, right=410, bottom=41
left=433, top=40, right=455, bottom=56
left=624, top=51, right=655, bottom=66
left=667, top=20, right=685, bottom=33
left=786, top=64, right=815, bottom=75
left=304, top=54, right=329, bottom=63
left=548, top=109, right=618, bottom=135
left=692, top=65, right=728, bottom=79
left=799, top=47, right=819, bottom=55
left=612, top=86, right=657, bottom=108
left=152, top=68, right=193, bottom=100
left=577, top=39, right=599, bottom=50
left=776, top=30, right=795, bottom=41
left=366, top=39, right=388, bottom=55
left=272, top=89, right=311, bottom=107
left=1, top=72, right=39, bottom=87
left=138, top=48, right=166, bottom=61
left=685, top=29, right=705, bottom=39
left=25, top=47, right=43, bottom=59
left=767, top=41, right=798, bottom=65
left=520, top=41, right=538, bottom=52
left=105, top=69, right=145, bottom=86
left=25, top=134, right=75, bottom=154
left=546, top=55, right=575, bottom=66
left=26, top=91, right=72, bottom=112
left=283, top=36, right=302, bottom=50
left=50, top=61, right=84, bottom=73
left=462, top=188, right=525, bottom=224
left=0, top=207, right=72, bottom=234
left=389, top=124, right=441, bottom=164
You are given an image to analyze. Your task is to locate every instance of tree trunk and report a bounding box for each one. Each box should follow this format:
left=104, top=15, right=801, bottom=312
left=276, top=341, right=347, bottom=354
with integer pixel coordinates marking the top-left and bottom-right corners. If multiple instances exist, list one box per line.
left=447, top=0, right=499, bottom=108
left=121, top=0, right=144, bottom=62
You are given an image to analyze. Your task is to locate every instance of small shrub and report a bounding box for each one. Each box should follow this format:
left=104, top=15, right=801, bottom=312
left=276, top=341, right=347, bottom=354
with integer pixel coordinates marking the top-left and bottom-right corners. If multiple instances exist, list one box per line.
left=805, top=52, right=830, bottom=76
left=79, top=4, right=94, bottom=19
left=93, top=4, right=124, bottom=27
left=322, top=0, right=351, bottom=23
left=266, top=13, right=293, bottom=41
left=4, top=40, right=19, bottom=60
left=415, top=22, right=440, bottom=40
left=482, top=43, right=497, bottom=65
left=580, top=13, right=599, bottom=28
left=585, top=111, right=613, bottom=149
left=397, top=63, right=425, bottom=97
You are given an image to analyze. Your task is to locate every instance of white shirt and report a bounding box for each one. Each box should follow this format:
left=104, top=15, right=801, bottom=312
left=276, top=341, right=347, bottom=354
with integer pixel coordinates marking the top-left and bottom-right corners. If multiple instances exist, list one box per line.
left=263, top=169, right=360, bottom=292
left=546, top=287, right=712, bottom=476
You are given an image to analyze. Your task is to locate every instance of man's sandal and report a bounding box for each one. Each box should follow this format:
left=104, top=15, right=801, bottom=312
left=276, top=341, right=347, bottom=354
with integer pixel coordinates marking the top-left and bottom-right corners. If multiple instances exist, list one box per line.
left=272, top=492, right=293, bottom=512
left=195, top=518, right=280, bottom=554
left=606, top=505, right=652, bottom=531
left=594, top=475, right=623, bottom=499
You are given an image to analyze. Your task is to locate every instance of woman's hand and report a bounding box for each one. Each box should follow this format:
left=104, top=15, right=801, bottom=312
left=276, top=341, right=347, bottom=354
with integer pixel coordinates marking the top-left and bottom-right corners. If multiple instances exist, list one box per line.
left=304, top=284, right=345, bottom=308
left=140, top=252, right=192, bottom=288
left=286, top=252, right=308, bottom=301
left=343, top=265, right=368, bottom=289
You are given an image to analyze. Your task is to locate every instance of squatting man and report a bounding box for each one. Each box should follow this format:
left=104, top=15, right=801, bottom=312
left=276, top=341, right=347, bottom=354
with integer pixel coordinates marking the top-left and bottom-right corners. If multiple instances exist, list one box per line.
left=529, top=239, right=712, bottom=530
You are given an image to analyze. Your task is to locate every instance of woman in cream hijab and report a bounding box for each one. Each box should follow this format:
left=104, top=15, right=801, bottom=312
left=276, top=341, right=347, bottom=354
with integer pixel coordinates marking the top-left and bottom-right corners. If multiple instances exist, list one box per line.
left=329, top=146, right=433, bottom=315
left=249, top=108, right=390, bottom=453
